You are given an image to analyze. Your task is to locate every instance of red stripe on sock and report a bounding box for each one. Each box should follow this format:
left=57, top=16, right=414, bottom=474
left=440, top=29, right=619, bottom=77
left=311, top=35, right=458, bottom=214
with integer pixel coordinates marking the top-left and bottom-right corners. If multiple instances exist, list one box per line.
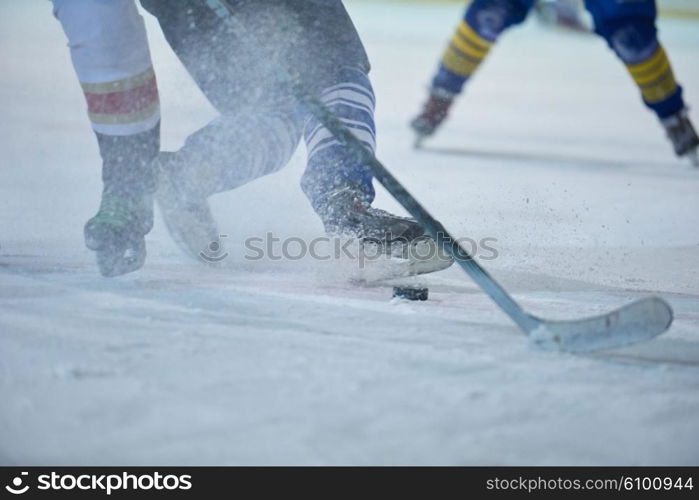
left=84, top=76, right=159, bottom=115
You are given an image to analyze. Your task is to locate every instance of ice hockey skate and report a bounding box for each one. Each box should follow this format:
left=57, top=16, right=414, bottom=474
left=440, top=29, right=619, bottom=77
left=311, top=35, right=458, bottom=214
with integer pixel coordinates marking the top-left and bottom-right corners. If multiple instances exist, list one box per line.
left=155, top=152, right=224, bottom=264
left=84, top=188, right=153, bottom=278
left=661, top=108, right=699, bottom=166
left=410, top=88, right=455, bottom=147
left=315, top=186, right=453, bottom=281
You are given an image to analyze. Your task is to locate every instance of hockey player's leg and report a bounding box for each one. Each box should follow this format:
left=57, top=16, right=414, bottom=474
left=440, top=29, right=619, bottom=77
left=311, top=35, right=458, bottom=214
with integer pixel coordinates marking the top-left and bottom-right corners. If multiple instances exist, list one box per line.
left=585, top=0, right=698, bottom=164
left=411, top=0, right=535, bottom=143
left=139, top=0, right=305, bottom=260
left=302, top=67, right=453, bottom=274
left=84, top=129, right=159, bottom=277
left=53, top=0, right=161, bottom=276
left=302, top=68, right=416, bottom=240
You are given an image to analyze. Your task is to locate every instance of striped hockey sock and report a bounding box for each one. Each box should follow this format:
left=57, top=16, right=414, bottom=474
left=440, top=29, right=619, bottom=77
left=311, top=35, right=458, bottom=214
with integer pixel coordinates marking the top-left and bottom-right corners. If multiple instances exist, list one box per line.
left=302, top=67, right=377, bottom=207
left=440, top=19, right=493, bottom=84
left=625, top=44, right=679, bottom=108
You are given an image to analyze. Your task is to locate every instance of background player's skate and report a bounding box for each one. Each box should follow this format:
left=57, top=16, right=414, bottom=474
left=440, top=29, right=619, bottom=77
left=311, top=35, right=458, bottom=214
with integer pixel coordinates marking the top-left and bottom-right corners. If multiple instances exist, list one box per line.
left=661, top=108, right=699, bottom=166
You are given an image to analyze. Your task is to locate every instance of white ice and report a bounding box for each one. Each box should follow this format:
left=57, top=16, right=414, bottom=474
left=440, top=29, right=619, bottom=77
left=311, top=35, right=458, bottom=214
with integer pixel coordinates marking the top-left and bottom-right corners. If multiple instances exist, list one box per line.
left=1, top=0, right=698, bottom=465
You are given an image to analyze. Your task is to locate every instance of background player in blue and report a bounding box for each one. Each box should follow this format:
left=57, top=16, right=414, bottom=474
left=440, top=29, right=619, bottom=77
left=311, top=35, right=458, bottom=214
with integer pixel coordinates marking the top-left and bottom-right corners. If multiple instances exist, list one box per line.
left=53, top=0, right=425, bottom=277
left=411, top=0, right=699, bottom=165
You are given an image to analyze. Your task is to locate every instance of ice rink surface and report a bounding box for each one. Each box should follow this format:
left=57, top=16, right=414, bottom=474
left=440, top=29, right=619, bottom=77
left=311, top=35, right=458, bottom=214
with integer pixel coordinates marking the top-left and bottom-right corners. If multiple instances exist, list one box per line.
left=1, top=0, right=698, bottom=464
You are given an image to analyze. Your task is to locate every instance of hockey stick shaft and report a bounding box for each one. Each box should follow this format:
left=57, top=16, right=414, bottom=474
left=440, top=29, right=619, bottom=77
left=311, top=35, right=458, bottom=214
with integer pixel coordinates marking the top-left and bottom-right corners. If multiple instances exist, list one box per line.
left=205, top=0, right=538, bottom=333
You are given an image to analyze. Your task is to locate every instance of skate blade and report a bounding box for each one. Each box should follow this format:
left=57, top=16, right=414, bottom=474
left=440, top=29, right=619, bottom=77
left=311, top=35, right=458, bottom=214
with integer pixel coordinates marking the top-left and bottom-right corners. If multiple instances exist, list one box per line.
left=156, top=187, right=223, bottom=265
left=95, top=240, right=146, bottom=277
left=689, top=148, right=699, bottom=167
left=352, top=237, right=454, bottom=283
left=164, top=217, right=225, bottom=266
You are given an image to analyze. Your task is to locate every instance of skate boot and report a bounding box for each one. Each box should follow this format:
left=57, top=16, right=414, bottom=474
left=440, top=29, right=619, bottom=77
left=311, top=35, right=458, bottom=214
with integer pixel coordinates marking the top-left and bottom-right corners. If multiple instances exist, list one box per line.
left=155, top=152, right=224, bottom=264
left=317, top=186, right=423, bottom=243
left=410, top=87, right=456, bottom=147
left=661, top=108, right=699, bottom=166
left=316, top=186, right=453, bottom=277
left=85, top=128, right=159, bottom=277
left=84, top=188, right=154, bottom=277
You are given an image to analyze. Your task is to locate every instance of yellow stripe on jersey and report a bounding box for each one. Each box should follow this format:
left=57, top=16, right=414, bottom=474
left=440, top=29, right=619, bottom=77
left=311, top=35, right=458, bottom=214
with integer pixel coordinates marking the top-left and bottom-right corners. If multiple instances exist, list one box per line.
left=440, top=20, right=492, bottom=77
left=626, top=45, right=678, bottom=103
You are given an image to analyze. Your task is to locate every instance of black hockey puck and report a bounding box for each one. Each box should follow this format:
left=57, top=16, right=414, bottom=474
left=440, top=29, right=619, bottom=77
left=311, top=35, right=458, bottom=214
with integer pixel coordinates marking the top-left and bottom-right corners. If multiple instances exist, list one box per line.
left=392, top=286, right=429, bottom=301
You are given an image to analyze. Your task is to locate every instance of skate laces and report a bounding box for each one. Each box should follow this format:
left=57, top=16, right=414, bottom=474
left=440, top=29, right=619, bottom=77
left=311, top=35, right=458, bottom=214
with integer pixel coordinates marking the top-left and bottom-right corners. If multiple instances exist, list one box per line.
left=88, top=191, right=152, bottom=235
left=318, top=186, right=422, bottom=242
left=92, top=193, right=135, bottom=226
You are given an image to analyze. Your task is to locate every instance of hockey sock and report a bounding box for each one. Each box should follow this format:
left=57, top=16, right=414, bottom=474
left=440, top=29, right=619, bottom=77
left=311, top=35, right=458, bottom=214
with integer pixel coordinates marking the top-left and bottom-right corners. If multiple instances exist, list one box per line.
left=302, top=67, right=377, bottom=210
left=602, top=14, right=685, bottom=119
left=431, top=0, right=531, bottom=94
left=624, top=44, right=682, bottom=118
left=436, top=19, right=493, bottom=92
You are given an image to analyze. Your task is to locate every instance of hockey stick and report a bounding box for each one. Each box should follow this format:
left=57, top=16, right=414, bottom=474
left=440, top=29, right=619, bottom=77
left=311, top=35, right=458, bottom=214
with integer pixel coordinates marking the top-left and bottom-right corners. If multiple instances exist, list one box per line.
left=204, top=0, right=673, bottom=353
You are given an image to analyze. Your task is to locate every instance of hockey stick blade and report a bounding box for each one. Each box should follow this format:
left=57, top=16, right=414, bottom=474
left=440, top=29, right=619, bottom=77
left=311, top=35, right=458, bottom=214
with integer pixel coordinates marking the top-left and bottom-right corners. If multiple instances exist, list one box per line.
left=527, top=296, right=673, bottom=353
